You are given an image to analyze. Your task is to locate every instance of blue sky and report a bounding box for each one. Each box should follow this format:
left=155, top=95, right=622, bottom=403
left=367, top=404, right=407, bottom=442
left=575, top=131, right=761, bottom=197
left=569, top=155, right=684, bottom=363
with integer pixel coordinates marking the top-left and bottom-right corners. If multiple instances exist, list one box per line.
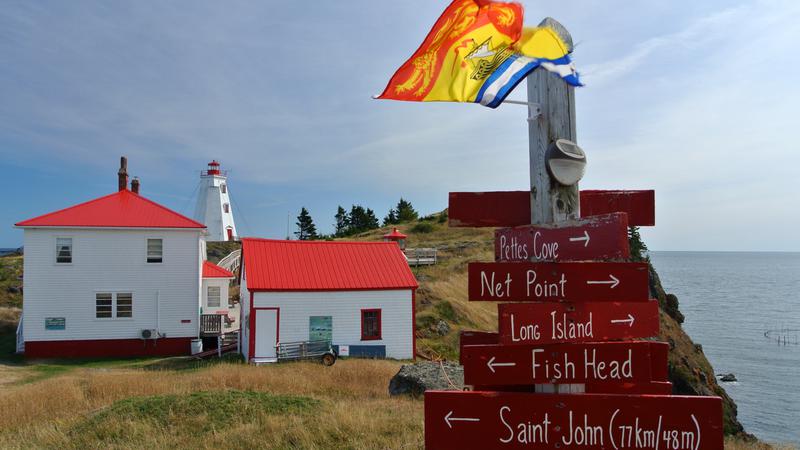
left=1, top=0, right=799, bottom=251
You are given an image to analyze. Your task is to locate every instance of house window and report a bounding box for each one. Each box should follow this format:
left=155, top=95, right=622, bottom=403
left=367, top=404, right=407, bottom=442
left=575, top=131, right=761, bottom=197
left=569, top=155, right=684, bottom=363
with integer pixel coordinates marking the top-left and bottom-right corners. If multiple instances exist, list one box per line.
left=220, top=183, right=227, bottom=194
left=96, top=293, right=112, bottom=318
left=147, top=239, right=163, bottom=263
left=223, top=203, right=230, bottom=213
left=96, top=293, right=133, bottom=318
left=207, top=286, right=221, bottom=308
left=56, top=238, right=72, bottom=263
left=116, top=293, right=133, bottom=318
left=361, top=309, right=381, bottom=341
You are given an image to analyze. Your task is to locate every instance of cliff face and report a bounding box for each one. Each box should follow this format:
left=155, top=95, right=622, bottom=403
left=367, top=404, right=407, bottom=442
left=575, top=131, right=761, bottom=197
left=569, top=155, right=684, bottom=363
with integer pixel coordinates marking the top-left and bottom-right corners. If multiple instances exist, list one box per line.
left=648, top=263, right=747, bottom=436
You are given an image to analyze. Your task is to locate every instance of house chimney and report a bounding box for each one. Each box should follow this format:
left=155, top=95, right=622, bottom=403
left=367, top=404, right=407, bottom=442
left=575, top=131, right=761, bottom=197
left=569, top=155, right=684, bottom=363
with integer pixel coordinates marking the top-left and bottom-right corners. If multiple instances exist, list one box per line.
left=131, top=177, right=140, bottom=194
left=118, top=156, right=128, bottom=191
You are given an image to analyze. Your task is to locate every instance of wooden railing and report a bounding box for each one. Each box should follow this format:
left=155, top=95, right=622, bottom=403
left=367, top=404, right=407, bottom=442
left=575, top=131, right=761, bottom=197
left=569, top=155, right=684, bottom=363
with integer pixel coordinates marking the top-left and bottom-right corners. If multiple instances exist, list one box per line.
left=217, top=249, right=241, bottom=273
left=200, top=314, right=223, bottom=335
left=404, top=248, right=437, bottom=266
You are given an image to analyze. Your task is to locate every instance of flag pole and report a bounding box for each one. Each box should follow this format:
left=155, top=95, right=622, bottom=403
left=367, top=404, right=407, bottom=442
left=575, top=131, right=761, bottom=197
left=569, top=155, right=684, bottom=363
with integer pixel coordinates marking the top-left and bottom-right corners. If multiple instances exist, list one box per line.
left=502, top=100, right=542, bottom=121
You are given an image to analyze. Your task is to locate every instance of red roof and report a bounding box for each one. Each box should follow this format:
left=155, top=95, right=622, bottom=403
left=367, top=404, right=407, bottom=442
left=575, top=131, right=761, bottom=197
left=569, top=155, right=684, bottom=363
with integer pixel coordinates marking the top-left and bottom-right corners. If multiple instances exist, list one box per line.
left=241, top=238, right=418, bottom=291
left=16, top=190, right=206, bottom=229
left=383, top=227, right=407, bottom=239
left=203, top=260, right=234, bottom=278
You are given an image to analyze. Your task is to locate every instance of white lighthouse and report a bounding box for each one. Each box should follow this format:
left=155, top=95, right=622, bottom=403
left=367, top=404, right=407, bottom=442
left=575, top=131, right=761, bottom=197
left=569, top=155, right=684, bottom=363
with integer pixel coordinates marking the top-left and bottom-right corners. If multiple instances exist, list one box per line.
left=194, top=160, right=238, bottom=241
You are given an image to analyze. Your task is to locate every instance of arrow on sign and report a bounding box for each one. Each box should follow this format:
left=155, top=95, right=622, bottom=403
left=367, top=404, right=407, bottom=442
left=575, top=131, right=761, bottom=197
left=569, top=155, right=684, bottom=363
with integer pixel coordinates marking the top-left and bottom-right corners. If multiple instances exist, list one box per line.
left=610, top=314, right=635, bottom=327
left=487, top=356, right=516, bottom=373
left=587, top=274, right=620, bottom=288
left=569, top=230, right=591, bottom=247
left=444, top=411, right=480, bottom=429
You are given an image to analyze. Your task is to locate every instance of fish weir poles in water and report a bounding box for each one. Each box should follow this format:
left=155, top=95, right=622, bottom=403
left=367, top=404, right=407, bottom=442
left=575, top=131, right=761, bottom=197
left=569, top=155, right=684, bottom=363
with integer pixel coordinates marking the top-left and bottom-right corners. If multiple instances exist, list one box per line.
left=527, top=18, right=580, bottom=225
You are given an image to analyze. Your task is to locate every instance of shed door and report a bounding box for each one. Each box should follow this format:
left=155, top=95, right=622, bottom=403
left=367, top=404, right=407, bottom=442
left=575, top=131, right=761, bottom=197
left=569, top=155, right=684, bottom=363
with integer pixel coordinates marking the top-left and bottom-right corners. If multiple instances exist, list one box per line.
left=255, top=309, right=278, bottom=360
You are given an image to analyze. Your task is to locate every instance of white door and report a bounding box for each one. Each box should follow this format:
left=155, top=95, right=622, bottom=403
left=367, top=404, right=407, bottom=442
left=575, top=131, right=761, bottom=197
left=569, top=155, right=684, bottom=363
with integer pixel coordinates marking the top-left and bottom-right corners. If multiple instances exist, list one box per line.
left=255, top=309, right=278, bottom=361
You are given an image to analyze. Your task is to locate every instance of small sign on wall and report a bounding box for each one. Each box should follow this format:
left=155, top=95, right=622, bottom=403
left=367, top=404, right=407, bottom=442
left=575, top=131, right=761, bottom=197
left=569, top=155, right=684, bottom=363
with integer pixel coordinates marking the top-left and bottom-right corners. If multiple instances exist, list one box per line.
left=338, top=345, right=349, bottom=357
left=45, top=317, right=66, bottom=330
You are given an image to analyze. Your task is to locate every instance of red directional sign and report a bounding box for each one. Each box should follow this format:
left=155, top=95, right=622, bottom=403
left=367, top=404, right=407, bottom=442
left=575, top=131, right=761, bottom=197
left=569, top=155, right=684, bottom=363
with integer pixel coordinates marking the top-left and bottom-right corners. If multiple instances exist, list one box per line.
left=425, top=391, right=724, bottom=450
left=449, top=189, right=655, bottom=227
left=496, top=213, right=630, bottom=262
left=468, top=262, right=650, bottom=302
left=470, top=381, right=674, bottom=395
left=497, top=301, right=660, bottom=345
left=461, top=342, right=656, bottom=386
left=581, top=190, right=655, bottom=226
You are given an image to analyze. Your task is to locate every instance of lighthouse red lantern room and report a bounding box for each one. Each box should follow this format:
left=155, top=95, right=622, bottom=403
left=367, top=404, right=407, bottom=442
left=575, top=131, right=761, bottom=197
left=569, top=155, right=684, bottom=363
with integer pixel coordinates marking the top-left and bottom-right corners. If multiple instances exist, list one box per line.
left=383, top=228, right=407, bottom=250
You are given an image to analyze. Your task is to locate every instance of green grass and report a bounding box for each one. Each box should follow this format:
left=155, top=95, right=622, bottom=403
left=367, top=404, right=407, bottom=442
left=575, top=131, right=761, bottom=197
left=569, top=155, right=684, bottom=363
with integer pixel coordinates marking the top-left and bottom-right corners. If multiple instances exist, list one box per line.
left=77, top=390, right=318, bottom=431
left=0, top=256, right=23, bottom=308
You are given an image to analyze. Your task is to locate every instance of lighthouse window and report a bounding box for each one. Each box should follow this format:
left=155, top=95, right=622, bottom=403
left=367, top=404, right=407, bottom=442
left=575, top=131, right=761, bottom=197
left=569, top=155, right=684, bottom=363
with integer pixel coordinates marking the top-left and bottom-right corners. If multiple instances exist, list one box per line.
left=55, top=238, right=72, bottom=263
left=220, top=184, right=227, bottom=193
left=146, top=239, right=163, bottom=263
left=223, top=203, right=230, bottom=213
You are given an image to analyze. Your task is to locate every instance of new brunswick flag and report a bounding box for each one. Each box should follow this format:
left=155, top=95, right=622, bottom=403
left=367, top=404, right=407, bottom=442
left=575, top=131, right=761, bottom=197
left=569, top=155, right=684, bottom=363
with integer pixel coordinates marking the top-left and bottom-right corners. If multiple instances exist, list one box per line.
left=377, top=0, right=581, bottom=108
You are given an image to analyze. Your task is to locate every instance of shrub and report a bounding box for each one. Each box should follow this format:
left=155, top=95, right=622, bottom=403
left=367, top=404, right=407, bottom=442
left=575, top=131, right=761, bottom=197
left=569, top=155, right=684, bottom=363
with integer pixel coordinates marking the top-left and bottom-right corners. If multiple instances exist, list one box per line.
left=411, top=223, right=434, bottom=234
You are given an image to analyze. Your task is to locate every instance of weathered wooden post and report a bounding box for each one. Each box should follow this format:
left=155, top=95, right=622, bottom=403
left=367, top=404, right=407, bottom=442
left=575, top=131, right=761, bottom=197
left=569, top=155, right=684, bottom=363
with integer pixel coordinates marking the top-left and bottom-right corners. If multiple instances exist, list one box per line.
left=528, top=18, right=579, bottom=225
left=527, top=18, right=582, bottom=394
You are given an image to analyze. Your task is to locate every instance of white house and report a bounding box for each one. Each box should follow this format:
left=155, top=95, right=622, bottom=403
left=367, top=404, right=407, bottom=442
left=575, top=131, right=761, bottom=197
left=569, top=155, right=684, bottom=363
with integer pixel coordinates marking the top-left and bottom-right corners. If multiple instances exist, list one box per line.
left=201, top=260, right=238, bottom=332
left=15, top=158, right=209, bottom=358
left=239, top=238, right=418, bottom=363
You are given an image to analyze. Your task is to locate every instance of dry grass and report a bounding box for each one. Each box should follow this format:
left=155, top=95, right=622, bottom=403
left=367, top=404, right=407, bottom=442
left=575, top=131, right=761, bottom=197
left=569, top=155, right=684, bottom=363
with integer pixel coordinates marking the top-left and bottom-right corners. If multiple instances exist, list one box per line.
left=0, top=359, right=423, bottom=449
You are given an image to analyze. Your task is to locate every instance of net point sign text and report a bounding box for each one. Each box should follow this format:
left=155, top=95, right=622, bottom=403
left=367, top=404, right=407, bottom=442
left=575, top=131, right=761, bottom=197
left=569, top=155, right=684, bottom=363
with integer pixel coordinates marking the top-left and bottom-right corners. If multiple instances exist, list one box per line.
left=468, top=262, right=650, bottom=302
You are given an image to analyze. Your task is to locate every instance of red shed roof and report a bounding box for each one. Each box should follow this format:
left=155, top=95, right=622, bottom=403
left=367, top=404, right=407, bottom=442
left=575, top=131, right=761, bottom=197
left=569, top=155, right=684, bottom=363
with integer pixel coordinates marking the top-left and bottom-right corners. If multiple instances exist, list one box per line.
left=241, top=238, right=418, bottom=291
left=203, top=260, right=234, bottom=278
left=16, top=190, right=206, bottom=229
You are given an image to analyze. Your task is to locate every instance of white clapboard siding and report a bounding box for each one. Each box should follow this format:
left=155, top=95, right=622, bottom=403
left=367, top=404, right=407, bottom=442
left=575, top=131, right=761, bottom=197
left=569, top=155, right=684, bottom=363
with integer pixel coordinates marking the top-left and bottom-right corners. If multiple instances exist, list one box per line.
left=250, top=289, right=413, bottom=360
left=22, top=228, right=202, bottom=342
left=240, top=270, right=250, bottom=358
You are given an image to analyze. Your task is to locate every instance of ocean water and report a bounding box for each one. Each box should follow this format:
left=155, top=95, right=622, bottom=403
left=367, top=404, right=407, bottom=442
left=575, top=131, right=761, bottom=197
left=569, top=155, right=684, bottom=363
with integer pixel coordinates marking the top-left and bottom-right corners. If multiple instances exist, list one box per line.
left=649, top=251, right=800, bottom=444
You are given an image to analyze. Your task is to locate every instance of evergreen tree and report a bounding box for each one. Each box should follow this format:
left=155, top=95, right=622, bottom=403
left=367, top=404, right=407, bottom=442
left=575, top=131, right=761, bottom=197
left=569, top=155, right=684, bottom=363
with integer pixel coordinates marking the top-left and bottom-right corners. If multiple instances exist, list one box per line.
left=365, top=208, right=380, bottom=229
left=383, top=208, right=399, bottom=226
left=627, top=226, right=649, bottom=262
left=395, top=198, right=418, bottom=222
left=294, top=207, right=318, bottom=240
left=334, top=205, right=349, bottom=237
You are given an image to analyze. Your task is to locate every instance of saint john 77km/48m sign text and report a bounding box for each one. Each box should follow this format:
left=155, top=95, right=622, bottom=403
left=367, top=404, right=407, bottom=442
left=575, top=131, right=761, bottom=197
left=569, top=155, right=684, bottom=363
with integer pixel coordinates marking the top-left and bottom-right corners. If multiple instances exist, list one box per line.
left=425, top=391, right=723, bottom=450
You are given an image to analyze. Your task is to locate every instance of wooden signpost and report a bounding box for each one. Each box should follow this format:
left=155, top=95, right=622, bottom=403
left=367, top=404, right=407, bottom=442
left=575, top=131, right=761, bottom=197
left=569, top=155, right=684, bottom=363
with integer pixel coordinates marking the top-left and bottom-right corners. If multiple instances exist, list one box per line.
left=448, top=190, right=656, bottom=228
left=425, top=391, right=724, bottom=450
left=461, top=341, right=658, bottom=386
left=495, top=212, right=630, bottom=262
left=468, top=261, right=650, bottom=302
left=497, top=301, right=660, bottom=345
left=415, top=16, right=722, bottom=450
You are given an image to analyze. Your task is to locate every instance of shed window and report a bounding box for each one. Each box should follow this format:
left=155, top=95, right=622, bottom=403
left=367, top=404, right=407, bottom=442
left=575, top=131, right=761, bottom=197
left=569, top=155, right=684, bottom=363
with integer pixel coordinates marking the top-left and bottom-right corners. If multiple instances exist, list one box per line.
left=96, top=293, right=112, bottom=318
left=147, top=239, right=163, bottom=263
left=56, top=238, right=72, bottom=263
left=207, top=286, right=221, bottom=308
left=220, top=184, right=227, bottom=194
left=223, top=203, right=230, bottom=213
left=361, top=309, right=381, bottom=341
